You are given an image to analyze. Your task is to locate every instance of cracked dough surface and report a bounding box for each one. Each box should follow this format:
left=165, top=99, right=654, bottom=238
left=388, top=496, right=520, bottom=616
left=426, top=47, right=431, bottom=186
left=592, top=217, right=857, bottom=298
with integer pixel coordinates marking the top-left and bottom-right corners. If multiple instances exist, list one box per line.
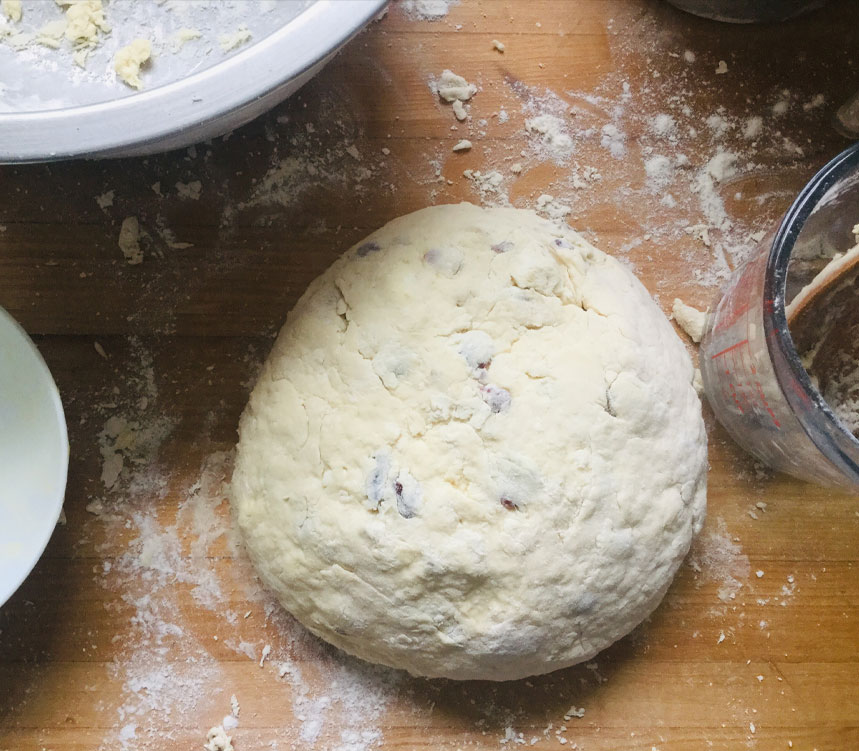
left=231, top=203, right=707, bottom=681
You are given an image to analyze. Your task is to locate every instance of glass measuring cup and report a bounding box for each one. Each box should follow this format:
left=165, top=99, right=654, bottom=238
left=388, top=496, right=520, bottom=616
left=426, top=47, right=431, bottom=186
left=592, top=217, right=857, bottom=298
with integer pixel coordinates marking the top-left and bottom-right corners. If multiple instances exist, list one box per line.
left=700, top=142, right=859, bottom=491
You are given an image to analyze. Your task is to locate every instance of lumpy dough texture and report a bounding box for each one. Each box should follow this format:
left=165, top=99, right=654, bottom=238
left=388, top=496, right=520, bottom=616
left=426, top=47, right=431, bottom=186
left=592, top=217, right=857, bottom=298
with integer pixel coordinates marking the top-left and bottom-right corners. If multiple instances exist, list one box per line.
left=231, top=203, right=707, bottom=681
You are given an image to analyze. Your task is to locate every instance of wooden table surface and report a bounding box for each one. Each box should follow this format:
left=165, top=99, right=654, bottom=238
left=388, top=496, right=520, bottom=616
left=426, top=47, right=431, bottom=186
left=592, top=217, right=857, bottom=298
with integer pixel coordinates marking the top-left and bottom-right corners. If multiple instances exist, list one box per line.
left=2, top=2, right=859, bottom=750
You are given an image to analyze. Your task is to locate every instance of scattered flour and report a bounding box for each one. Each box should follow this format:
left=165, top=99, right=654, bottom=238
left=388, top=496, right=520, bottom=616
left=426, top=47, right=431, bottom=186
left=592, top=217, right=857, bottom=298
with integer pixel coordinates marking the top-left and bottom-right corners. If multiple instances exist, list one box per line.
left=462, top=169, right=506, bottom=204
left=687, top=518, right=751, bottom=604
left=599, top=123, right=626, bottom=158
left=525, top=113, right=574, bottom=161
left=742, top=116, right=763, bottom=140
left=644, top=154, right=674, bottom=191
left=650, top=113, right=676, bottom=138
left=118, top=216, right=143, bottom=265
left=400, top=0, right=458, bottom=21
left=535, top=193, right=572, bottom=221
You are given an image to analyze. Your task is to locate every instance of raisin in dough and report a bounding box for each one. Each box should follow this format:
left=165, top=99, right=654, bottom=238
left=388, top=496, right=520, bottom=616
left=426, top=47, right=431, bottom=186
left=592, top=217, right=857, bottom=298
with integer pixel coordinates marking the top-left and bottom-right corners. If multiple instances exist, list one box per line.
left=231, top=203, right=707, bottom=681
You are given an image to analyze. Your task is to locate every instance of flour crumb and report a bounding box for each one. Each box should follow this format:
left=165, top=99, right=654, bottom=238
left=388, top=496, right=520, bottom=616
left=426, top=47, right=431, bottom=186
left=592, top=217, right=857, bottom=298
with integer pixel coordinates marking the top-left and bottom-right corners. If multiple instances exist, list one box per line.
left=803, top=93, right=825, bottom=111
left=94, top=341, right=108, bottom=360
left=1, top=0, right=21, bottom=22
left=492, top=39, right=505, bottom=53
left=171, top=27, right=201, bottom=52
left=683, top=49, right=696, bottom=63
left=452, top=99, right=467, bottom=121
left=463, top=169, right=506, bottom=204
left=114, top=39, right=151, bottom=90
left=118, top=216, right=143, bottom=265
left=717, top=631, right=726, bottom=644
left=715, top=60, right=728, bottom=75
left=219, top=25, right=252, bottom=53
left=756, top=570, right=764, bottom=578
left=176, top=180, right=202, bottom=200
left=692, top=367, right=703, bottom=395
left=452, top=139, right=472, bottom=152
left=36, top=19, right=67, bottom=49
left=259, top=643, right=272, bottom=667
left=96, top=190, right=115, bottom=209
left=204, top=726, right=234, bottom=751
left=563, top=707, right=586, bottom=720
left=345, top=144, right=362, bottom=161
left=230, top=694, right=240, bottom=717
left=772, top=97, right=790, bottom=116
left=535, top=193, right=571, bottom=221
left=222, top=715, right=238, bottom=731
left=672, top=299, right=707, bottom=343
left=436, top=68, right=477, bottom=103
left=64, top=0, right=110, bottom=46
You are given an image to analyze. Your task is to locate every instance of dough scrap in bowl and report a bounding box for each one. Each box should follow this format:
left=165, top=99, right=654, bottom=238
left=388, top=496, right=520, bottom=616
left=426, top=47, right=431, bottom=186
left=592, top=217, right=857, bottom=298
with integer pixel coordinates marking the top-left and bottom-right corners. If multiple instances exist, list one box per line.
left=231, top=203, right=707, bottom=681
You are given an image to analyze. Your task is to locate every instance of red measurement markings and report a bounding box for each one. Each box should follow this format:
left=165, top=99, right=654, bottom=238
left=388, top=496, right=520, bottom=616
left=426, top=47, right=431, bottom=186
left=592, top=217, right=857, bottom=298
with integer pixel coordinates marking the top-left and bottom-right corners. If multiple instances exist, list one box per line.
left=712, top=250, right=767, bottom=334
left=711, top=338, right=781, bottom=428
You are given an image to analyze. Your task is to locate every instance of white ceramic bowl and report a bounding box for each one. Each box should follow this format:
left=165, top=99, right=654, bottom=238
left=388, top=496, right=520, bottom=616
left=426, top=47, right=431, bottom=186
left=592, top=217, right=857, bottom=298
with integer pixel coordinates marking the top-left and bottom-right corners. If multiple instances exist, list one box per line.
left=0, top=308, right=68, bottom=608
left=0, top=0, right=386, bottom=162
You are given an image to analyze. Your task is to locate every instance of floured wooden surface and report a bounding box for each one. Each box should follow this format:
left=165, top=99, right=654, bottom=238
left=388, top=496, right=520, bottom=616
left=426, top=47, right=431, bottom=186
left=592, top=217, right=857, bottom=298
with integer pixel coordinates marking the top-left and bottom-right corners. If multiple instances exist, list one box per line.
left=1, top=1, right=859, bottom=749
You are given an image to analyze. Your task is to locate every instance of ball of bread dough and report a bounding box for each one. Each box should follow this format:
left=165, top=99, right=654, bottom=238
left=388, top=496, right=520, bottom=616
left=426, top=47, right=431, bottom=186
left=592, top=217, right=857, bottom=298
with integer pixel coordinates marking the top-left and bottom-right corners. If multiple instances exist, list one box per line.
left=231, top=203, right=707, bottom=681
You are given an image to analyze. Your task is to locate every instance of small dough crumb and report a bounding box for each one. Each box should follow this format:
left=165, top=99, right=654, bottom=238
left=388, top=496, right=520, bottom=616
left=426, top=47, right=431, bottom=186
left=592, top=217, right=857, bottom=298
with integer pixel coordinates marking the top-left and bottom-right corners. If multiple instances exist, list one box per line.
left=204, top=726, right=234, bottom=751
left=73, top=46, right=90, bottom=68
left=219, top=25, right=252, bottom=53
left=64, top=0, right=110, bottom=45
left=36, top=19, right=68, bottom=49
left=452, top=139, right=472, bottom=152
left=118, top=216, right=143, bottom=265
left=171, top=27, right=201, bottom=52
left=96, top=190, right=114, bottom=209
left=715, top=60, right=728, bottom=75
left=114, top=38, right=152, bottom=90
left=672, top=298, right=707, bottom=343
left=1, top=0, right=21, bottom=22
left=176, top=180, right=202, bottom=200
left=452, top=99, right=467, bottom=121
left=436, top=68, right=477, bottom=103
left=693, top=368, right=703, bottom=395
left=492, top=39, right=505, bottom=53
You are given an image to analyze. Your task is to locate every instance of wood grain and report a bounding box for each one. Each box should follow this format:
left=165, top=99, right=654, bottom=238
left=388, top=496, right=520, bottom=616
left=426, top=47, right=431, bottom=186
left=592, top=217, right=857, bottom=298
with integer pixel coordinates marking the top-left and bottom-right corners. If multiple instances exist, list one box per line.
left=2, top=1, right=859, bottom=750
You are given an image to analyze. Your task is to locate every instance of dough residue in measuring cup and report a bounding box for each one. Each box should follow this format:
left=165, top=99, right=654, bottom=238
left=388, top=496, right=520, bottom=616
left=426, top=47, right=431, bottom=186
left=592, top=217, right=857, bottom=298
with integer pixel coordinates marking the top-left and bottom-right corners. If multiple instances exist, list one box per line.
left=788, top=224, right=859, bottom=438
